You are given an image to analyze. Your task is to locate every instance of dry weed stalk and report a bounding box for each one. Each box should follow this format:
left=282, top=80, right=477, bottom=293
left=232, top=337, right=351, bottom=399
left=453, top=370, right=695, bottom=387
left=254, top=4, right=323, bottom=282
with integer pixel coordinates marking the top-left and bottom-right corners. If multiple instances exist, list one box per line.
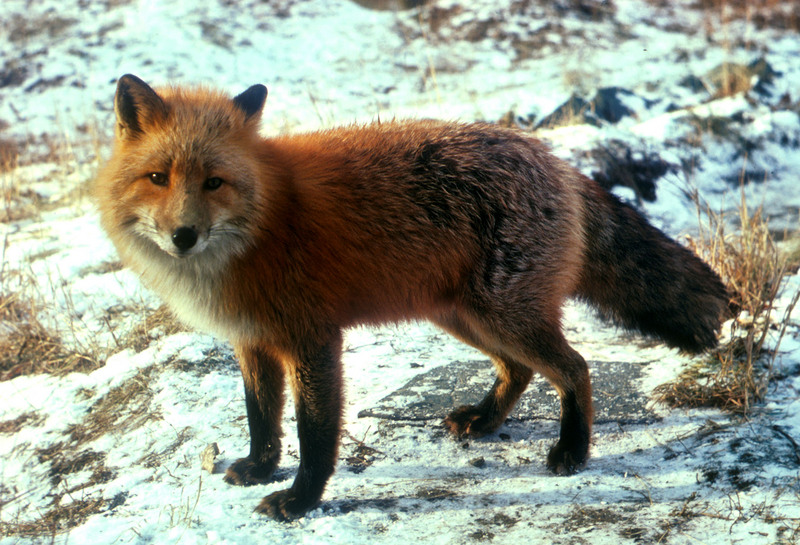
left=654, top=183, right=798, bottom=414
left=0, top=148, right=40, bottom=224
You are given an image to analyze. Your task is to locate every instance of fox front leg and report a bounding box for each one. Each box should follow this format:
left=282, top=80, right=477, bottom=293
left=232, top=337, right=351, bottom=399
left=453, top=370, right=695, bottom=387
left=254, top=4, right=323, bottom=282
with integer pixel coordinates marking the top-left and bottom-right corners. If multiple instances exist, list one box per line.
left=225, top=344, right=285, bottom=486
left=256, top=333, right=343, bottom=521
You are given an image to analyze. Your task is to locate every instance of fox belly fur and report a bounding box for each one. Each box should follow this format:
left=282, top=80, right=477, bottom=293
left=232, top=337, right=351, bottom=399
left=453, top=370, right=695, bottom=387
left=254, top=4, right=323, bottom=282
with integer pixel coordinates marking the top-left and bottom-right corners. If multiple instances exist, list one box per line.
left=95, top=74, right=729, bottom=520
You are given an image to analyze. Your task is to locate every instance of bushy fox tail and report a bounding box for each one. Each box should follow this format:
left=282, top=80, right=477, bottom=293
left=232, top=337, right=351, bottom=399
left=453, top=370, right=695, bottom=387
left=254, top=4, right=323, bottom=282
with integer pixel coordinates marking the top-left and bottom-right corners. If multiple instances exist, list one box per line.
left=575, top=180, right=729, bottom=353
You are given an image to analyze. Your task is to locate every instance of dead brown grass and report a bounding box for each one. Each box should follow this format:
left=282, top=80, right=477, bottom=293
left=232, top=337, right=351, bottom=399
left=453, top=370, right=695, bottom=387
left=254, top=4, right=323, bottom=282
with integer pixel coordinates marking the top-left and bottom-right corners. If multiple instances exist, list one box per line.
left=67, top=366, right=160, bottom=447
left=0, top=233, right=106, bottom=380
left=0, top=141, right=40, bottom=224
left=117, top=304, right=187, bottom=353
left=1, top=118, right=107, bottom=225
left=692, top=0, right=800, bottom=31
left=706, top=62, right=755, bottom=98
left=0, top=288, right=100, bottom=380
left=0, top=364, right=160, bottom=539
left=690, top=191, right=788, bottom=319
left=1, top=445, right=116, bottom=539
left=0, top=139, right=18, bottom=173
left=6, top=13, right=78, bottom=44
left=654, top=186, right=799, bottom=413
left=138, top=426, right=192, bottom=469
left=0, top=496, right=106, bottom=539
left=0, top=411, right=44, bottom=433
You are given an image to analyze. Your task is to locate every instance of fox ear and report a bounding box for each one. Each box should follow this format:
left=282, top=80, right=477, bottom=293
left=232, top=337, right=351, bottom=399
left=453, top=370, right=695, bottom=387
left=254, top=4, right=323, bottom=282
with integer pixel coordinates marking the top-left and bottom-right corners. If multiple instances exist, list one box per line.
left=114, top=74, right=167, bottom=139
left=233, top=84, right=268, bottom=122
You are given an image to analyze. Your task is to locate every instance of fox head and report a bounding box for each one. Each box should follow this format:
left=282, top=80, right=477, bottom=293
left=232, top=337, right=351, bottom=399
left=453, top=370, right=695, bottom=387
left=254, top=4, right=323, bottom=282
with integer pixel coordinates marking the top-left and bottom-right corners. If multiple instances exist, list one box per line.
left=96, top=74, right=269, bottom=266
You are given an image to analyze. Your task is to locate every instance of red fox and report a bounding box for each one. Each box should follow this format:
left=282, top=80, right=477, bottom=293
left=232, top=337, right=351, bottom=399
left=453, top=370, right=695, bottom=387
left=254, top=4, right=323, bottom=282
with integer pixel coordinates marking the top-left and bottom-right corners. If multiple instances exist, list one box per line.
left=95, top=74, right=728, bottom=521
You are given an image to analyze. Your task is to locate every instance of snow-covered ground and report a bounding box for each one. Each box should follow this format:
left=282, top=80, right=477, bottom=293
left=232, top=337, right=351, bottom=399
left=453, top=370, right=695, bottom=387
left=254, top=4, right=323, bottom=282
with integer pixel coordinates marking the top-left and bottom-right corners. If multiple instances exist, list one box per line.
left=1, top=0, right=799, bottom=543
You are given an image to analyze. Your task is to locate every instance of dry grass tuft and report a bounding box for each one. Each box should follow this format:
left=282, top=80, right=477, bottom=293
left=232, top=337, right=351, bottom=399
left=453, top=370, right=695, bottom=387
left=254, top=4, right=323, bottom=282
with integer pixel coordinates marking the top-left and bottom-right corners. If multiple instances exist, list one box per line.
left=67, top=366, right=160, bottom=448
left=1, top=118, right=106, bottom=225
left=689, top=190, right=788, bottom=319
left=117, top=304, right=187, bottom=353
left=0, top=147, right=41, bottom=224
left=0, top=139, right=19, bottom=173
left=692, top=0, right=800, bottom=32
left=0, top=411, right=44, bottom=434
left=655, top=336, right=767, bottom=413
left=0, top=233, right=111, bottom=380
left=706, top=62, right=754, bottom=98
left=0, top=497, right=106, bottom=539
left=654, top=185, right=799, bottom=413
left=0, top=292, right=100, bottom=381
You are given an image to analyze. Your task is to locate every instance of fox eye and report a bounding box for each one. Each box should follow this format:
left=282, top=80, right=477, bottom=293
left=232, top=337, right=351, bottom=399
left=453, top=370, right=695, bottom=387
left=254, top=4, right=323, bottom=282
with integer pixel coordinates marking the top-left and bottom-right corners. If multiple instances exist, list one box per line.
left=149, top=172, right=168, bottom=186
left=204, top=177, right=224, bottom=190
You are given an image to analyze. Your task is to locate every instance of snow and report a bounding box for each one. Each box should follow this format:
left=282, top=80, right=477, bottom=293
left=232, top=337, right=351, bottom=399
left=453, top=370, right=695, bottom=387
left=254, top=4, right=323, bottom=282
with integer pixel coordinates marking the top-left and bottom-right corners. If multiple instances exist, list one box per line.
left=1, top=0, right=800, bottom=544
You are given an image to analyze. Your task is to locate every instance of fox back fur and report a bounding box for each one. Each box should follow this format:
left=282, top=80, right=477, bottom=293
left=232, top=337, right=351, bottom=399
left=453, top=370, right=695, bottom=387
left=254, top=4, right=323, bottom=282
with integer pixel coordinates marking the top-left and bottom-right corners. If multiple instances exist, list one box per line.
left=96, top=74, right=729, bottom=521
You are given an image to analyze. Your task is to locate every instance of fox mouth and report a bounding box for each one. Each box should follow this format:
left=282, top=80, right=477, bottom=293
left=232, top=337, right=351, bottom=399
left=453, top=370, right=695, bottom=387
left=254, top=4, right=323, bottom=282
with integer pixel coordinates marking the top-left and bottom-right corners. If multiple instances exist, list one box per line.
left=144, top=232, right=209, bottom=259
left=163, top=237, right=210, bottom=259
left=169, top=248, right=198, bottom=259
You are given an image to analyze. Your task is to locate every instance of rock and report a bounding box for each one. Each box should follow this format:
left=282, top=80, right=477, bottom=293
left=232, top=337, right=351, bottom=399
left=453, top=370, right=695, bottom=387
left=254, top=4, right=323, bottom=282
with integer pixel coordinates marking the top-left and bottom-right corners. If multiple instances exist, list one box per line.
left=536, top=87, right=649, bottom=128
left=591, top=87, right=637, bottom=123
left=590, top=139, right=675, bottom=203
left=469, top=456, right=486, bottom=468
left=536, top=95, right=593, bottom=128
left=359, top=359, right=657, bottom=425
left=749, top=57, right=781, bottom=97
left=678, top=74, right=708, bottom=94
left=350, top=0, right=426, bottom=10
left=749, top=57, right=780, bottom=83
left=201, top=442, right=220, bottom=474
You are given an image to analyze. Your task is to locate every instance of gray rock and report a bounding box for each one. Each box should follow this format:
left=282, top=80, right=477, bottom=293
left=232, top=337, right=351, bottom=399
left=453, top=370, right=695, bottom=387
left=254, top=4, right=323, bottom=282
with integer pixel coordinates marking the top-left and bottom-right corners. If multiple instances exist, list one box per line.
left=359, top=359, right=657, bottom=425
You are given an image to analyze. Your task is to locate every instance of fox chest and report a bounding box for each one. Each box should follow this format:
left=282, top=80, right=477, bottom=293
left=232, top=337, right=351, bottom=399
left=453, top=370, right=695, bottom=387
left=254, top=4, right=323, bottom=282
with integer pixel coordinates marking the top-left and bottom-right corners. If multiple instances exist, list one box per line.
left=147, top=268, right=261, bottom=344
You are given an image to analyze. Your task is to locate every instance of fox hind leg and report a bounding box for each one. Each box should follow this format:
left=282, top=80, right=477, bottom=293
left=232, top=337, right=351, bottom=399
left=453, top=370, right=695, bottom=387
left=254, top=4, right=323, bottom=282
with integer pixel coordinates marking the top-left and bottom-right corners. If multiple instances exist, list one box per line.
left=499, top=330, right=593, bottom=475
left=436, top=313, right=533, bottom=438
left=444, top=358, right=533, bottom=438
left=536, top=341, right=593, bottom=474
left=438, top=310, right=593, bottom=474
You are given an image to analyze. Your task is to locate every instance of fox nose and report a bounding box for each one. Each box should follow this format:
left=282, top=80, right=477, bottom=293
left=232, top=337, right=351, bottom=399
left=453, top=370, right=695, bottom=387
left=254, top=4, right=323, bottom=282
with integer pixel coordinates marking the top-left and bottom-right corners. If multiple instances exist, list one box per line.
left=172, top=226, right=198, bottom=251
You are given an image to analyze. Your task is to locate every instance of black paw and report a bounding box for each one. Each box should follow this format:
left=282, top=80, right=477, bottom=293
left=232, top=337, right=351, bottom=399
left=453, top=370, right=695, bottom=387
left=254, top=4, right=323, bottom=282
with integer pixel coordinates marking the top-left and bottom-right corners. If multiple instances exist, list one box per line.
left=223, top=457, right=277, bottom=486
left=255, top=488, right=319, bottom=521
left=546, top=440, right=588, bottom=475
left=444, top=405, right=499, bottom=439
